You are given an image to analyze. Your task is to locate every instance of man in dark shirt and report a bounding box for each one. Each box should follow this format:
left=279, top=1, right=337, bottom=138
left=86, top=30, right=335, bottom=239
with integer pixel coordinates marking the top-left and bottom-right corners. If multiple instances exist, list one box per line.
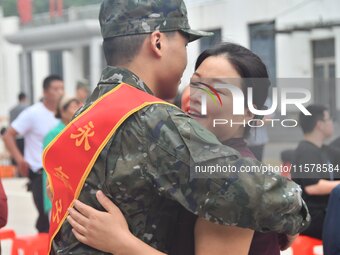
left=323, top=184, right=340, bottom=255
left=292, top=104, right=340, bottom=240
left=9, top=92, right=28, bottom=171
left=9, top=92, right=28, bottom=123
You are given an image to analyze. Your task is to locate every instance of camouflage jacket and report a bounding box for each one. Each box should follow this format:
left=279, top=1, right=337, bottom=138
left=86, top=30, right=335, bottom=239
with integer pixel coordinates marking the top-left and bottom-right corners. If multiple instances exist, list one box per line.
left=51, top=66, right=310, bottom=254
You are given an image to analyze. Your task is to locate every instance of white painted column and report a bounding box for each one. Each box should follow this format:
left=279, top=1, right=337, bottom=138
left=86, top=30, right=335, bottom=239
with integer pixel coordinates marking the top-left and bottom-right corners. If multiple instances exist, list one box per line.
left=63, top=50, right=77, bottom=97
left=21, top=50, right=33, bottom=103
left=0, top=6, right=6, bottom=116
left=32, top=51, right=49, bottom=102
left=334, top=28, right=340, bottom=116
left=89, top=37, right=102, bottom=90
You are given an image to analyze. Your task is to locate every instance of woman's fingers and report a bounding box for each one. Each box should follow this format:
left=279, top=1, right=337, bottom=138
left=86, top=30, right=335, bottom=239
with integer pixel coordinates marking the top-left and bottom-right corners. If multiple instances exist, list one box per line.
left=66, top=193, right=132, bottom=254
left=72, top=228, right=90, bottom=246
left=96, top=191, right=116, bottom=213
left=68, top=207, right=90, bottom=227
left=67, top=214, right=88, bottom=236
left=73, top=199, right=96, bottom=218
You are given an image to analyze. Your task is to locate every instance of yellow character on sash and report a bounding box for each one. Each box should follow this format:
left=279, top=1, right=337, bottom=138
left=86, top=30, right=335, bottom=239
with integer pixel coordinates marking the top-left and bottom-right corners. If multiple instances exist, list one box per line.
left=70, top=121, right=95, bottom=151
left=52, top=199, right=63, bottom=224
left=54, top=166, right=73, bottom=192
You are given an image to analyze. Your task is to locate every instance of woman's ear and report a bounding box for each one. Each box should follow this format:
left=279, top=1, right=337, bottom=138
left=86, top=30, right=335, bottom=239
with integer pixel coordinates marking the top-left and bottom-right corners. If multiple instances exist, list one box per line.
left=149, top=31, right=163, bottom=57
left=244, top=105, right=255, bottom=122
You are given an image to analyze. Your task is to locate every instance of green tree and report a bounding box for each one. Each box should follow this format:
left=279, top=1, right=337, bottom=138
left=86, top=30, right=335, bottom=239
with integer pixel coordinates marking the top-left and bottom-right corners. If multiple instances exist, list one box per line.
left=2, top=0, right=17, bottom=17
left=2, top=0, right=101, bottom=17
left=64, top=0, right=101, bottom=9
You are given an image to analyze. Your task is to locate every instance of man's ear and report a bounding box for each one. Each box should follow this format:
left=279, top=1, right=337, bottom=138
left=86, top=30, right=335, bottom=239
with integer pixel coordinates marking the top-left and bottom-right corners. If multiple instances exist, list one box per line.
left=149, top=31, right=163, bottom=57
left=315, top=120, right=323, bottom=131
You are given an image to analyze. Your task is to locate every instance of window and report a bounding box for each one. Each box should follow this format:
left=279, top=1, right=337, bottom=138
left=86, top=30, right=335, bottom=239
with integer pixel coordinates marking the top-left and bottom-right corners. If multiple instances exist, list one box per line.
left=312, top=38, right=336, bottom=119
left=49, top=50, right=63, bottom=77
left=249, top=21, right=276, bottom=83
left=19, top=52, right=34, bottom=103
left=199, top=28, right=222, bottom=53
left=83, top=46, right=90, bottom=82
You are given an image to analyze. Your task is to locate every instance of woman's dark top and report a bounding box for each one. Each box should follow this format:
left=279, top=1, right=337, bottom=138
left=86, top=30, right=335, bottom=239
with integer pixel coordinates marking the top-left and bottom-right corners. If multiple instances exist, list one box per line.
left=169, top=138, right=281, bottom=255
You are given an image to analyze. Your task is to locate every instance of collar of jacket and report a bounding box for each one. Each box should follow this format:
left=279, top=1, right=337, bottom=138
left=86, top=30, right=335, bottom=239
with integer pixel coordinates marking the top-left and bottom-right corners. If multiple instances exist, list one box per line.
left=98, top=66, right=154, bottom=95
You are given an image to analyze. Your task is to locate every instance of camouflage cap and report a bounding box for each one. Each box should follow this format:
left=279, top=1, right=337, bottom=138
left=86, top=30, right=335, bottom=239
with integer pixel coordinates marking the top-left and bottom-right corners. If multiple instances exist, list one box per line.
left=99, top=0, right=213, bottom=42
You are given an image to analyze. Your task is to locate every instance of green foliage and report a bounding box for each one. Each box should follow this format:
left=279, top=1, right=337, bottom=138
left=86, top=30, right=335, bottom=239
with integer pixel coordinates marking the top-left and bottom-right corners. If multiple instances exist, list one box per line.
left=2, top=0, right=17, bottom=17
left=2, top=0, right=101, bottom=17
left=64, top=0, right=101, bottom=9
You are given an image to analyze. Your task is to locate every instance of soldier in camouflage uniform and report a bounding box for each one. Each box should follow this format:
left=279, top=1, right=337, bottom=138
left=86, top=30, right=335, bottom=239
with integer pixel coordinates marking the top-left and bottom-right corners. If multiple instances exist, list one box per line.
left=50, top=0, right=310, bottom=254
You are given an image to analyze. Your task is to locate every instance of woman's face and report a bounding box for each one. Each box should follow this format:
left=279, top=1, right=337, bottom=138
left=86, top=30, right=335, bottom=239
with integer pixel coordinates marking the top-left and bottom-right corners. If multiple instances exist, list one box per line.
left=188, top=56, right=253, bottom=141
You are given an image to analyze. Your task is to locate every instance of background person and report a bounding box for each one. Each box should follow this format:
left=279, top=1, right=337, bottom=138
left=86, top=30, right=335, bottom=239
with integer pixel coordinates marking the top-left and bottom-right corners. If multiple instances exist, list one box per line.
left=3, top=75, right=64, bottom=233
left=323, top=184, right=340, bottom=255
left=42, top=96, right=81, bottom=214
left=9, top=92, right=28, bottom=123
left=9, top=92, right=28, bottom=174
left=292, top=104, right=340, bottom=240
left=75, top=80, right=90, bottom=105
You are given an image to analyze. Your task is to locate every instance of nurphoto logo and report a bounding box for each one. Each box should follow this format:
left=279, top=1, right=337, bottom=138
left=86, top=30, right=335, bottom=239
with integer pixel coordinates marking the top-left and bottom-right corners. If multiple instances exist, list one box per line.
left=190, top=78, right=312, bottom=128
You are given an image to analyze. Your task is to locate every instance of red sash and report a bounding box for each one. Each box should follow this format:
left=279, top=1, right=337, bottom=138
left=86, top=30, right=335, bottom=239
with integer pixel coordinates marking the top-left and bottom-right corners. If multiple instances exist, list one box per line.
left=43, top=83, right=169, bottom=253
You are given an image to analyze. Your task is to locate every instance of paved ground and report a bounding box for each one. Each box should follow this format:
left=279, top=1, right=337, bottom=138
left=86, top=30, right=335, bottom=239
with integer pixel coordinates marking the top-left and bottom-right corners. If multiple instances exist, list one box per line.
left=1, top=178, right=37, bottom=254
left=0, top=177, right=294, bottom=255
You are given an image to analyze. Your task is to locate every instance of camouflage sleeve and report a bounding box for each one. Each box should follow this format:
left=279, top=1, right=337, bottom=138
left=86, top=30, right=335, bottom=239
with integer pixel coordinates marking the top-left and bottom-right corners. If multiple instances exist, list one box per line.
left=144, top=105, right=310, bottom=235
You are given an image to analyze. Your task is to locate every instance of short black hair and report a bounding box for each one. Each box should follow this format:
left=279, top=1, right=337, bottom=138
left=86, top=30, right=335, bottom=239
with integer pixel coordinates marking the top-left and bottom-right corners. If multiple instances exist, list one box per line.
left=103, top=34, right=148, bottom=66
left=195, top=43, right=270, bottom=110
left=103, top=32, right=176, bottom=66
left=299, top=104, right=328, bottom=134
left=0, top=127, right=7, bottom=136
left=43, top=75, right=63, bottom=91
left=18, top=92, right=26, bottom=101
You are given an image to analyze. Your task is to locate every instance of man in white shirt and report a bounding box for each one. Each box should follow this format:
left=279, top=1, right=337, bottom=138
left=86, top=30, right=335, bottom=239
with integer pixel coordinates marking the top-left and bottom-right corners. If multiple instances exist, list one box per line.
left=3, top=75, right=64, bottom=233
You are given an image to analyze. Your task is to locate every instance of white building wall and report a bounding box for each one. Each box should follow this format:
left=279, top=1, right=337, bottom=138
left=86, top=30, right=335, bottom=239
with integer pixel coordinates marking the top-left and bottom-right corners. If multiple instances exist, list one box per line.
left=336, top=28, right=340, bottom=77
left=186, top=0, right=340, bottom=79
left=334, top=28, right=340, bottom=110
left=185, top=0, right=340, bottom=115
left=276, top=33, right=312, bottom=78
left=0, top=11, right=21, bottom=118
left=62, top=48, right=90, bottom=97
left=32, top=51, right=49, bottom=102
left=183, top=0, right=292, bottom=88
left=89, top=38, right=103, bottom=89
left=30, top=42, right=102, bottom=98
left=63, top=50, right=77, bottom=97
left=1, top=0, right=340, bottom=114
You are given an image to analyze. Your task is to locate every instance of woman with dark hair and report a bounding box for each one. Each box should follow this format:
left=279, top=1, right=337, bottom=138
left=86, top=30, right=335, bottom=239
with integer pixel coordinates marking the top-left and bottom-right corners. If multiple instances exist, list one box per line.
left=177, top=42, right=285, bottom=255
left=189, top=43, right=286, bottom=255
left=66, top=43, right=296, bottom=255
